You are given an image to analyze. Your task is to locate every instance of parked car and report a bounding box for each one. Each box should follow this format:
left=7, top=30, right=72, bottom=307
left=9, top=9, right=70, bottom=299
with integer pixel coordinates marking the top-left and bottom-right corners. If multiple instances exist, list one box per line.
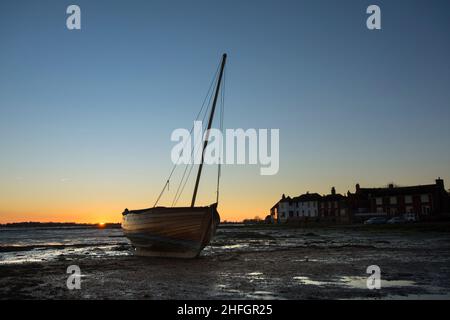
left=403, top=213, right=418, bottom=222
left=364, top=217, right=387, bottom=225
left=387, top=216, right=406, bottom=224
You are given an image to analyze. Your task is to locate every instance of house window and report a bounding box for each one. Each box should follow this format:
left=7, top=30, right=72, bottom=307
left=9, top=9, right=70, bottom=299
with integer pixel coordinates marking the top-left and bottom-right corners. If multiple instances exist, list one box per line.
left=421, top=206, right=431, bottom=215
left=376, top=207, right=384, bottom=213
left=376, top=197, right=382, bottom=205
left=390, top=196, right=397, bottom=205
left=405, top=195, right=412, bottom=204
left=405, top=206, right=413, bottom=213
left=420, top=194, right=429, bottom=203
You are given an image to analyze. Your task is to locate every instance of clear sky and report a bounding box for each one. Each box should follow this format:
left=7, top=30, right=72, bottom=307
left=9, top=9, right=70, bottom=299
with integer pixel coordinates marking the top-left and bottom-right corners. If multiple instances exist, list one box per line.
left=1, top=0, right=449, bottom=223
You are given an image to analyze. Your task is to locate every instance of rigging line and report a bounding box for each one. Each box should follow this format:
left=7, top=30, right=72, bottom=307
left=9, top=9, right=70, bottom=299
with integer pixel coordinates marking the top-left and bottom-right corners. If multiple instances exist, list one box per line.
left=173, top=143, right=203, bottom=206
left=171, top=78, right=216, bottom=206
left=153, top=60, right=221, bottom=207
left=172, top=88, right=215, bottom=207
left=153, top=179, right=169, bottom=208
left=171, top=159, right=191, bottom=206
left=173, top=149, right=198, bottom=206
left=171, top=69, right=219, bottom=206
left=178, top=64, right=225, bottom=207
left=173, top=88, right=216, bottom=207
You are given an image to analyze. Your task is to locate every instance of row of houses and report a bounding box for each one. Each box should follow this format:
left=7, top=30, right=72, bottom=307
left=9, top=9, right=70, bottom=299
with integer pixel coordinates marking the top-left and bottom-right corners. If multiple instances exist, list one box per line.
left=270, top=178, right=450, bottom=224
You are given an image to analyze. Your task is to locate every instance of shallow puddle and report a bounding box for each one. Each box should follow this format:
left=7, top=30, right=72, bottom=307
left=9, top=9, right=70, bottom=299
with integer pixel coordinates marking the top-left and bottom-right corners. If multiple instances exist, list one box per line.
left=293, top=275, right=416, bottom=289
left=293, top=276, right=329, bottom=286
left=339, top=276, right=416, bottom=289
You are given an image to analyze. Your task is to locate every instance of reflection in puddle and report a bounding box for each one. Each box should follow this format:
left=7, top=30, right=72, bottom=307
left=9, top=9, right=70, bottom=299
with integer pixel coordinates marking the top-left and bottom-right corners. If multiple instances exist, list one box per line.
left=340, top=276, right=416, bottom=289
left=0, top=245, right=131, bottom=265
left=293, top=276, right=328, bottom=286
left=293, top=258, right=320, bottom=263
left=293, top=275, right=417, bottom=289
left=246, top=290, right=280, bottom=300
left=246, top=271, right=265, bottom=282
left=247, top=272, right=263, bottom=276
left=219, top=244, right=247, bottom=250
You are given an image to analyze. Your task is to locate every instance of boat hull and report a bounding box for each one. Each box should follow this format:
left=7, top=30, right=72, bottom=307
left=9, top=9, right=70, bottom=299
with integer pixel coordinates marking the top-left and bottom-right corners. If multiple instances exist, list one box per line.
left=121, top=204, right=220, bottom=258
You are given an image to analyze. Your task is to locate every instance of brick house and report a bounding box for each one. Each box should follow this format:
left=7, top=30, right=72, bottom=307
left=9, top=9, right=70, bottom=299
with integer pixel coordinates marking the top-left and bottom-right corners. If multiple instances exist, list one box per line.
left=349, top=178, right=449, bottom=221
left=319, top=187, right=349, bottom=223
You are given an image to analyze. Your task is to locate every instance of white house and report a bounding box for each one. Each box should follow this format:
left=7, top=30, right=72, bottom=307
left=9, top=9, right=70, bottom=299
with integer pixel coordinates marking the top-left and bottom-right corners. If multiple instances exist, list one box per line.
left=271, top=194, right=295, bottom=223
left=293, top=192, right=322, bottom=218
left=272, top=193, right=322, bottom=223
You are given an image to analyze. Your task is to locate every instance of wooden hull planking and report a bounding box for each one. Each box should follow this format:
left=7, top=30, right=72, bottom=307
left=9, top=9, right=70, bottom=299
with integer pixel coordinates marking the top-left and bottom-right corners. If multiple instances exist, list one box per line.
left=122, top=205, right=220, bottom=258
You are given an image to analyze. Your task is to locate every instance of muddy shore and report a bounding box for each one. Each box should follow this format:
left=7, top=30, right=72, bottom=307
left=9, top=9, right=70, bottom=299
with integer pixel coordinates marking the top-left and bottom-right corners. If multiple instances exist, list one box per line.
left=1, top=225, right=450, bottom=299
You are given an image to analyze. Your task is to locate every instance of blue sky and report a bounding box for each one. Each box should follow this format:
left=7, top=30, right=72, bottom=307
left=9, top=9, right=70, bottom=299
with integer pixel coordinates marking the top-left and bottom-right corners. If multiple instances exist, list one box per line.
left=0, top=0, right=449, bottom=222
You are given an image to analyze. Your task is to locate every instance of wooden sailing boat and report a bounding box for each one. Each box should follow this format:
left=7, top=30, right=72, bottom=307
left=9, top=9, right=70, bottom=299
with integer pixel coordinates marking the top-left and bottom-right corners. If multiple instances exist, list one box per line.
left=121, top=54, right=227, bottom=258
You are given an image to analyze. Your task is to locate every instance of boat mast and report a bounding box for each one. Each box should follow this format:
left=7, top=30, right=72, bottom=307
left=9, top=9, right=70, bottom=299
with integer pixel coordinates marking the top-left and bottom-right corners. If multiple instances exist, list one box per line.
left=191, top=53, right=227, bottom=207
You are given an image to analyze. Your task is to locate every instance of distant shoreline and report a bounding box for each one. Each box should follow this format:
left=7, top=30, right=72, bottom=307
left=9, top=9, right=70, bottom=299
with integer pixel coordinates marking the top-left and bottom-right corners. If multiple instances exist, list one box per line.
left=0, top=221, right=247, bottom=229
left=0, top=222, right=121, bottom=229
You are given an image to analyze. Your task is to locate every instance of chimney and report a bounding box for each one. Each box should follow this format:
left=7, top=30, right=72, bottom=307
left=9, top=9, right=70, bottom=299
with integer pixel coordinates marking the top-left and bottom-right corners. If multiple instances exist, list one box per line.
left=282, top=194, right=286, bottom=200
left=331, top=187, right=336, bottom=195
left=388, top=183, right=394, bottom=189
left=436, top=178, right=444, bottom=190
left=355, top=183, right=360, bottom=192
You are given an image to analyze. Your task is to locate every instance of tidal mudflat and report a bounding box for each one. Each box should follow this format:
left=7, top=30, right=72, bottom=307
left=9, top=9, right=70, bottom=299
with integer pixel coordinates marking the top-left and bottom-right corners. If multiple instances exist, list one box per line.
left=1, top=224, right=450, bottom=299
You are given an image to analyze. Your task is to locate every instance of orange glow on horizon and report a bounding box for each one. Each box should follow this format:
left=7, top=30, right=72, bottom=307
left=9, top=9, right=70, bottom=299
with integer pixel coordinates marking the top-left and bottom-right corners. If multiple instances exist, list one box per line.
left=0, top=197, right=273, bottom=224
